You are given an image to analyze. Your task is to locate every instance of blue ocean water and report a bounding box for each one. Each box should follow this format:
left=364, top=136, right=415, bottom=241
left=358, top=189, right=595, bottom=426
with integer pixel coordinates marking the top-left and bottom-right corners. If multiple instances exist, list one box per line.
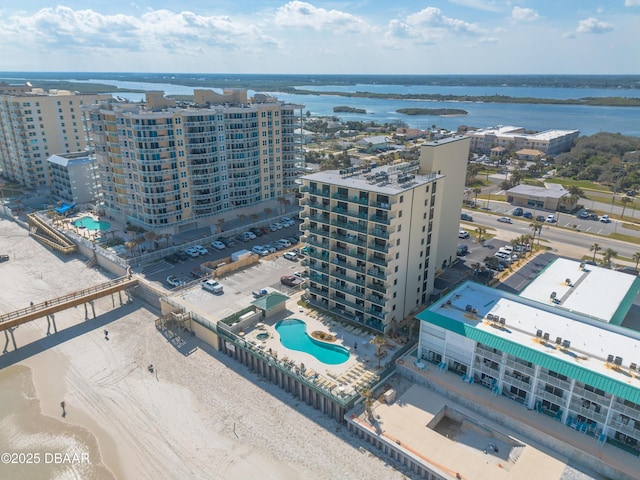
left=19, top=75, right=640, bottom=137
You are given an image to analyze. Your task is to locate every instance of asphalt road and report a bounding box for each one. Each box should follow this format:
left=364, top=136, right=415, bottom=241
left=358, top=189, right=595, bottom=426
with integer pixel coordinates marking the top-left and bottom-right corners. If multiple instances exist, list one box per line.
left=463, top=209, right=640, bottom=260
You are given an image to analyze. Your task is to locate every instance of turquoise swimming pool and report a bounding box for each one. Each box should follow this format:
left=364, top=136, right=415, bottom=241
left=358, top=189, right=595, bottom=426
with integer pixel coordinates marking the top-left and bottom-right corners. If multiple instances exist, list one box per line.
left=275, top=319, right=350, bottom=365
left=73, top=216, right=112, bottom=231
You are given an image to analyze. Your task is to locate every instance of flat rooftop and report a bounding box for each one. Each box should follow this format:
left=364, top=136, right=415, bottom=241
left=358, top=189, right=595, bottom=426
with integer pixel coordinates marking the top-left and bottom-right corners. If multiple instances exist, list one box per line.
left=520, top=257, right=640, bottom=324
left=419, top=282, right=640, bottom=403
left=301, top=163, right=442, bottom=195
left=350, top=379, right=568, bottom=480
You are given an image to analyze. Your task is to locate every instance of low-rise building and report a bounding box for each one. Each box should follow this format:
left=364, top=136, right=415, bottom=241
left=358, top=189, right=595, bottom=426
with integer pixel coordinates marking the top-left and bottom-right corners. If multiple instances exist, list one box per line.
left=466, top=126, right=579, bottom=156
left=505, top=183, right=569, bottom=210
left=47, top=152, right=99, bottom=206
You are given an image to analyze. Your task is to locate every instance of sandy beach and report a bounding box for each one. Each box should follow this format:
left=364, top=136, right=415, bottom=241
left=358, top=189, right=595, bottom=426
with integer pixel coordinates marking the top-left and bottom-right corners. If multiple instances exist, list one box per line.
left=0, top=217, right=408, bottom=480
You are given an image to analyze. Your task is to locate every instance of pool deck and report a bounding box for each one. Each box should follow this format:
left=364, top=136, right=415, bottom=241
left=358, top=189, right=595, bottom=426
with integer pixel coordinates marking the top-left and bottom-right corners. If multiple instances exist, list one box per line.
left=242, top=294, right=403, bottom=395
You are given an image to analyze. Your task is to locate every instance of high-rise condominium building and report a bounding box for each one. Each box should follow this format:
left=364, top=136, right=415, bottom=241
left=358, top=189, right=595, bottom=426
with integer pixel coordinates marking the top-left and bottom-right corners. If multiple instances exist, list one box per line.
left=83, top=90, right=303, bottom=232
left=0, top=86, right=109, bottom=189
left=298, top=136, right=470, bottom=332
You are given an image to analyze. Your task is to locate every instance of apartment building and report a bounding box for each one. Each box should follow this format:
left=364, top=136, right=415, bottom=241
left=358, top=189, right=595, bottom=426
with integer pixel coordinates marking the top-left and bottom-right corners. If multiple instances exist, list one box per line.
left=83, top=90, right=303, bottom=232
left=298, top=136, right=470, bottom=332
left=417, top=275, right=640, bottom=456
left=466, top=125, right=579, bottom=156
left=0, top=86, right=109, bottom=189
left=47, top=152, right=99, bottom=205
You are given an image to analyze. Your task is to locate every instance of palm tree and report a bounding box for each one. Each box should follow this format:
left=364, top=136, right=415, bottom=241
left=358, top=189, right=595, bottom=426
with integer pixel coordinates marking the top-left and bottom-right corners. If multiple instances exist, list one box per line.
left=634, top=252, right=640, bottom=270
left=472, top=187, right=482, bottom=206
left=529, top=221, right=543, bottom=246
left=602, top=248, right=617, bottom=268
left=474, top=226, right=486, bottom=244
left=360, top=388, right=375, bottom=422
left=371, top=334, right=386, bottom=370
left=621, top=196, right=631, bottom=219
left=590, top=243, right=601, bottom=262
left=144, top=231, right=158, bottom=251
left=263, top=207, right=272, bottom=219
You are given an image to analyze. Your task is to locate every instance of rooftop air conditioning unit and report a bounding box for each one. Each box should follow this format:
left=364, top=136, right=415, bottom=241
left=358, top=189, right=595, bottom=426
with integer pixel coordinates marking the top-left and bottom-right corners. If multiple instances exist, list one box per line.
left=543, top=332, right=550, bottom=341
left=614, top=356, right=623, bottom=367
left=607, top=354, right=615, bottom=363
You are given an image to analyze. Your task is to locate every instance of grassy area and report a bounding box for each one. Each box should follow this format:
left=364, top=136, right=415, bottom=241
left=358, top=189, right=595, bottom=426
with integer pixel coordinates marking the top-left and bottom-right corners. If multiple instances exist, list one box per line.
left=545, top=178, right=611, bottom=192
left=609, top=233, right=640, bottom=245
left=622, top=223, right=640, bottom=231
left=466, top=179, right=491, bottom=187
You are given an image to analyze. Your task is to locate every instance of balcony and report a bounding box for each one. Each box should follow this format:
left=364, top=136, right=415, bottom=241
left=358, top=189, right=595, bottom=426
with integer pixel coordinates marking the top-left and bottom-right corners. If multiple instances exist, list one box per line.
left=502, top=373, right=532, bottom=393
left=367, top=283, right=386, bottom=294
left=307, top=225, right=330, bottom=237
left=333, top=231, right=366, bottom=247
left=308, top=200, right=330, bottom=211
left=308, top=262, right=329, bottom=274
left=331, top=283, right=365, bottom=299
left=535, top=387, right=566, bottom=404
left=308, top=214, right=330, bottom=224
left=331, top=218, right=367, bottom=233
left=538, top=372, right=571, bottom=391
left=307, top=237, right=330, bottom=249
left=309, top=188, right=330, bottom=198
left=473, top=362, right=500, bottom=377
left=367, top=268, right=386, bottom=280
left=333, top=258, right=366, bottom=274
left=334, top=246, right=366, bottom=261
left=368, top=242, right=390, bottom=253
left=309, top=273, right=329, bottom=286
left=331, top=270, right=365, bottom=286
left=331, top=295, right=365, bottom=312
left=308, top=250, right=330, bottom=261
left=369, top=228, right=390, bottom=239
left=368, top=255, right=388, bottom=267
left=568, top=401, right=607, bottom=424
left=367, top=309, right=386, bottom=321
left=332, top=192, right=349, bottom=201
left=370, top=214, right=393, bottom=225
left=476, top=345, right=503, bottom=364
left=308, top=285, right=329, bottom=298
left=332, top=207, right=369, bottom=221
left=367, top=295, right=386, bottom=307
left=370, top=200, right=392, bottom=210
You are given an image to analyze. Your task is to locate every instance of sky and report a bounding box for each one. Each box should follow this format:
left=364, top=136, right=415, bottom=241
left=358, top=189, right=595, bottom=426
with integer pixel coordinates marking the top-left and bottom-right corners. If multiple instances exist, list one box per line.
left=1, top=1, right=639, bottom=74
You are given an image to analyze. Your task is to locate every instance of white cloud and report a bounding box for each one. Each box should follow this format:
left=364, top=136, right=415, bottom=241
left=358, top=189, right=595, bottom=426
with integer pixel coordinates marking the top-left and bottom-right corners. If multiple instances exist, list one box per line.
left=0, top=6, right=277, bottom=55
left=625, top=0, right=640, bottom=6
left=576, top=17, right=614, bottom=34
left=386, top=6, right=483, bottom=44
left=274, top=1, right=370, bottom=33
left=511, top=7, right=540, bottom=23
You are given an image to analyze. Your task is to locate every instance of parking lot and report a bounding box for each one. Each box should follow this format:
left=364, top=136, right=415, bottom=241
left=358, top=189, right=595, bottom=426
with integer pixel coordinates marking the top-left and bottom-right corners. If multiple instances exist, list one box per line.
left=139, top=220, right=304, bottom=290
left=165, top=254, right=307, bottom=321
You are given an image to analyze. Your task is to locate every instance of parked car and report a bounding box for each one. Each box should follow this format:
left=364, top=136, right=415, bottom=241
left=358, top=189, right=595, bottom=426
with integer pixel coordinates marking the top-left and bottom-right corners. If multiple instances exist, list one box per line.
left=202, top=279, right=223, bottom=293
left=460, top=213, right=473, bottom=222
left=166, top=275, right=184, bottom=287
left=164, top=254, right=180, bottom=264
left=211, top=241, right=226, bottom=250
left=281, top=218, right=295, bottom=227
left=287, top=236, right=299, bottom=245
left=194, top=245, right=209, bottom=255
left=268, top=224, right=279, bottom=232
left=190, top=268, right=206, bottom=279
left=184, top=248, right=200, bottom=258
left=259, top=226, right=271, bottom=235
left=600, top=215, right=611, bottom=223
left=250, top=227, right=264, bottom=237
left=536, top=215, right=546, bottom=222
left=456, top=245, right=468, bottom=256
left=270, top=242, right=285, bottom=251
left=252, top=245, right=269, bottom=256
left=263, top=245, right=277, bottom=254
left=176, top=250, right=189, bottom=261
left=497, top=217, right=512, bottom=224
left=458, top=230, right=470, bottom=239
left=277, top=239, right=292, bottom=248
left=283, top=251, right=298, bottom=261
left=0, top=254, right=9, bottom=263
left=280, top=275, right=303, bottom=287
left=579, top=210, right=590, bottom=219
left=252, top=289, right=268, bottom=298
left=546, top=215, right=556, bottom=223
left=513, top=207, right=523, bottom=216
left=245, top=231, right=257, bottom=240
left=523, top=211, right=533, bottom=219
left=220, top=237, right=235, bottom=248
left=273, top=222, right=284, bottom=230
left=616, top=266, right=638, bottom=276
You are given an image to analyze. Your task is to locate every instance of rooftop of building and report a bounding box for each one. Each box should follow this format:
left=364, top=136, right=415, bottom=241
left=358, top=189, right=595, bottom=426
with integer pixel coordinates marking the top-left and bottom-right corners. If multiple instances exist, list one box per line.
left=47, top=152, right=93, bottom=167
left=520, top=258, right=640, bottom=324
left=506, top=182, right=568, bottom=199
left=418, top=281, right=640, bottom=403
left=467, top=126, right=578, bottom=139
left=301, top=162, right=442, bottom=195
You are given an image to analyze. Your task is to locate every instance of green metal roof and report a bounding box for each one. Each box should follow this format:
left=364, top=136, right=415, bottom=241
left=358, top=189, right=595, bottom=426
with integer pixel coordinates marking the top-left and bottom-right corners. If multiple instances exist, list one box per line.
left=418, top=309, right=640, bottom=404
left=610, top=276, right=640, bottom=326
left=251, top=292, right=289, bottom=311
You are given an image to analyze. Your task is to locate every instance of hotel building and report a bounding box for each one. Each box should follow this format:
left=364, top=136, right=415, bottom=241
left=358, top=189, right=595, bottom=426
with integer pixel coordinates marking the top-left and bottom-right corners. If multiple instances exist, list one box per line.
left=298, top=136, right=470, bottom=332
left=47, top=152, right=100, bottom=206
left=82, top=90, right=303, bottom=232
left=417, top=261, right=640, bottom=456
left=0, top=86, right=109, bottom=189
left=465, top=126, right=579, bottom=156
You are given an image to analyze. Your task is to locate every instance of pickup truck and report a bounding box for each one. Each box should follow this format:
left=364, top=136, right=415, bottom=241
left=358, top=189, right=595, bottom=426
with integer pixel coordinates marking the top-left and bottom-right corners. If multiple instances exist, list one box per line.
left=280, top=275, right=304, bottom=287
left=252, top=289, right=268, bottom=298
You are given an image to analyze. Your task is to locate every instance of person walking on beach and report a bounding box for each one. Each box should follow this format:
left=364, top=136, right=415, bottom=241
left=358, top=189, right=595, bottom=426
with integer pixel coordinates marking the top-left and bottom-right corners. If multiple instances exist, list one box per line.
left=60, top=401, right=66, bottom=417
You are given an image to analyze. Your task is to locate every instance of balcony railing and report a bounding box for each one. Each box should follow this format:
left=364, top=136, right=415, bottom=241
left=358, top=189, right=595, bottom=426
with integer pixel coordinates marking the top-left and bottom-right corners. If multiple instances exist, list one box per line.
left=367, top=283, right=386, bottom=294
left=370, top=214, right=393, bottom=225
left=369, top=200, right=392, bottom=210
left=331, top=219, right=367, bottom=233
left=369, top=229, right=390, bottom=239
left=368, top=242, right=390, bottom=253
left=367, top=295, right=386, bottom=307
left=368, top=255, right=387, bottom=266
left=331, top=284, right=365, bottom=299
left=309, top=188, right=330, bottom=198
left=367, top=268, right=386, bottom=280
left=331, top=270, right=365, bottom=286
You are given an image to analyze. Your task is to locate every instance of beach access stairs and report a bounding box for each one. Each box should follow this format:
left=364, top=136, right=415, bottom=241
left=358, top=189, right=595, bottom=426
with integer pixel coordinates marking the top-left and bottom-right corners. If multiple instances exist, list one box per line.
left=26, top=213, right=77, bottom=254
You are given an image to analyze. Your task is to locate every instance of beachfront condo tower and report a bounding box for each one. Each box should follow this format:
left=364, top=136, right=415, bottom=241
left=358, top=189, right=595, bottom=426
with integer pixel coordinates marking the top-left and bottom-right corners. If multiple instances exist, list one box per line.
left=298, top=136, right=470, bottom=333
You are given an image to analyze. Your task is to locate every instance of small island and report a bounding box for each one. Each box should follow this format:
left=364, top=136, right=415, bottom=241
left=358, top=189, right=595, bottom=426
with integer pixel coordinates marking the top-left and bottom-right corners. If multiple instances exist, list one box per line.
left=333, top=106, right=367, bottom=114
left=396, top=108, right=468, bottom=116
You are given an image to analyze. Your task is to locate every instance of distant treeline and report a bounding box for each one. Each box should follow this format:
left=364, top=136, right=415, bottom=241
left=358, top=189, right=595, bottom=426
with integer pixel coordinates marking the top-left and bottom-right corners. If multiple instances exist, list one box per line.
left=333, top=106, right=367, bottom=113
left=396, top=108, right=467, bottom=116
left=291, top=89, right=640, bottom=107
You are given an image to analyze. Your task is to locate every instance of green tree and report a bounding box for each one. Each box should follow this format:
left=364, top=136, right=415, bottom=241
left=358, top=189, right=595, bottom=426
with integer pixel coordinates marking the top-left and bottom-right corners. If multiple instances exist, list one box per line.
left=529, top=221, right=543, bottom=246
left=474, top=226, right=486, bottom=244
left=370, top=334, right=387, bottom=370
left=634, top=252, right=640, bottom=270
left=590, top=243, right=601, bottom=262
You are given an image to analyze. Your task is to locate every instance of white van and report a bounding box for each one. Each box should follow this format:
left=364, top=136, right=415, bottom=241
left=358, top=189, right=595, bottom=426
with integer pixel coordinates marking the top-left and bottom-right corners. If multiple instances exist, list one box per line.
left=202, top=279, right=223, bottom=293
